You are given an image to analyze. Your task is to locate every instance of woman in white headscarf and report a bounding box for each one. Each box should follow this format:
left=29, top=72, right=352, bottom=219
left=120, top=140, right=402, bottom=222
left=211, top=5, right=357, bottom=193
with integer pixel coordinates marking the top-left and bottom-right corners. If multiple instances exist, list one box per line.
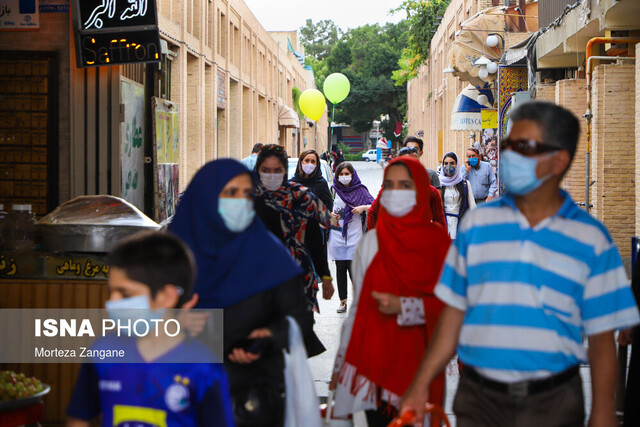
left=438, top=152, right=476, bottom=239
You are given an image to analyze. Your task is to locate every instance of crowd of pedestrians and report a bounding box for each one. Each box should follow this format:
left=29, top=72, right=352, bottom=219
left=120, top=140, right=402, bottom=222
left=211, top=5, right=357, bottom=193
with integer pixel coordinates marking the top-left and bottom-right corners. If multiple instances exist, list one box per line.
left=67, top=101, right=640, bottom=427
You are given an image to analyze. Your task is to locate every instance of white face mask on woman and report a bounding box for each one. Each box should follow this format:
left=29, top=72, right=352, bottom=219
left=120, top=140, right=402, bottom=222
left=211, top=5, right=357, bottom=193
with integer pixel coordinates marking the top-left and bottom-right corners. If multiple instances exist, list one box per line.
left=260, top=172, right=285, bottom=191
left=338, top=176, right=352, bottom=186
left=218, top=198, right=255, bottom=232
left=301, top=164, right=316, bottom=175
left=380, top=189, right=417, bottom=217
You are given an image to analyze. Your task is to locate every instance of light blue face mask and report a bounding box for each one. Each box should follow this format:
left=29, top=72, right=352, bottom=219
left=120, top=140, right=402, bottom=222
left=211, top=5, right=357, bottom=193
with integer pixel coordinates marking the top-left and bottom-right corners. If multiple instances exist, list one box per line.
left=218, top=198, right=255, bottom=233
left=499, top=149, right=553, bottom=195
left=105, top=295, right=165, bottom=335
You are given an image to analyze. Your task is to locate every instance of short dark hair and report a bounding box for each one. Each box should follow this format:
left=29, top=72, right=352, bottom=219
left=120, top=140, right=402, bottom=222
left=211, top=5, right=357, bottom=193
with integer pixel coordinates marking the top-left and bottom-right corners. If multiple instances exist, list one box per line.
left=107, top=232, right=194, bottom=307
left=466, top=147, right=480, bottom=156
left=251, top=143, right=264, bottom=154
left=509, top=101, right=580, bottom=160
left=404, top=136, right=424, bottom=152
left=335, top=161, right=354, bottom=177
left=255, top=144, right=288, bottom=171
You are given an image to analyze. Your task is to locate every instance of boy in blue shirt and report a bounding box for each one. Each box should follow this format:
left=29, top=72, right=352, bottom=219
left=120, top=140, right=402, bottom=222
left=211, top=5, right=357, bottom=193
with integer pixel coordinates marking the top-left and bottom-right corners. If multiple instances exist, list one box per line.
left=67, top=232, right=234, bottom=427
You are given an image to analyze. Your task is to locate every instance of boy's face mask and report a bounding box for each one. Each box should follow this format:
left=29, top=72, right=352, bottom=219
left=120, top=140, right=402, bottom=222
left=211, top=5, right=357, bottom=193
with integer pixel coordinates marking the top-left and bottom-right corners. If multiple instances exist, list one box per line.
left=105, top=295, right=166, bottom=334
left=106, top=268, right=167, bottom=332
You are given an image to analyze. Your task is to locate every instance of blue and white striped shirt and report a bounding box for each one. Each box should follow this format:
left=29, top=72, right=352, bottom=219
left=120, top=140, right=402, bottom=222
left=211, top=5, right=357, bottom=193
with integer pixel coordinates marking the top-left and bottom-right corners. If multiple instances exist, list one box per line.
left=435, top=190, right=640, bottom=382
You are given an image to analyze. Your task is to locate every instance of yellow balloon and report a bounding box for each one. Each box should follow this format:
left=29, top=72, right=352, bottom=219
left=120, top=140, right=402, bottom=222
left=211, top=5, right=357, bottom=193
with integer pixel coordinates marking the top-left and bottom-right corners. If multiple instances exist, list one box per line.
left=299, top=89, right=326, bottom=122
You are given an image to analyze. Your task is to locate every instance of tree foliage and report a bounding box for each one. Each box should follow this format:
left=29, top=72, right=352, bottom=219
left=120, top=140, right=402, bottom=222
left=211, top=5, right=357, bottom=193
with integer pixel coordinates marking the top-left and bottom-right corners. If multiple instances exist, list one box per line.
left=299, top=19, right=342, bottom=61
left=302, top=21, right=410, bottom=138
left=391, top=0, right=451, bottom=86
left=292, top=87, right=303, bottom=121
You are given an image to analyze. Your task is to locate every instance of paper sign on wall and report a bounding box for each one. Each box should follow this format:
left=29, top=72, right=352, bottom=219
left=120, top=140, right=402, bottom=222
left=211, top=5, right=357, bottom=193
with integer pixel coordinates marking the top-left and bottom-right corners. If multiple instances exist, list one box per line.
left=0, top=0, right=40, bottom=30
left=481, top=110, right=498, bottom=129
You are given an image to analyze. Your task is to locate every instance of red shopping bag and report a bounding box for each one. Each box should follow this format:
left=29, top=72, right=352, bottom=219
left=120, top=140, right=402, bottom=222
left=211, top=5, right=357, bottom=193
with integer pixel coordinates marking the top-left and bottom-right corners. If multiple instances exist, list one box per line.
left=387, top=403, right=450, bottom=427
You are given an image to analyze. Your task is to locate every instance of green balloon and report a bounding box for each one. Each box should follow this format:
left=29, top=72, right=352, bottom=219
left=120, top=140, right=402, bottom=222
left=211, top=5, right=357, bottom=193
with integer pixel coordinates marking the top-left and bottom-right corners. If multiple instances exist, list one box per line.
left=323, top=73, right=350, bottom=104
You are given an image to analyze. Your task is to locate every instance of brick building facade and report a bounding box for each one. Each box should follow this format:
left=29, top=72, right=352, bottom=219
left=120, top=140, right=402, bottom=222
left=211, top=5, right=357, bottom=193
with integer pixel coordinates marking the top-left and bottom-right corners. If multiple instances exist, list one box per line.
left=408, top=0, right=640, bottom=257
left=0, top=0, right=325, bottom=220
left=534, top=0, right=640, bottom=257
left=406, top=0, right=532, bottom=170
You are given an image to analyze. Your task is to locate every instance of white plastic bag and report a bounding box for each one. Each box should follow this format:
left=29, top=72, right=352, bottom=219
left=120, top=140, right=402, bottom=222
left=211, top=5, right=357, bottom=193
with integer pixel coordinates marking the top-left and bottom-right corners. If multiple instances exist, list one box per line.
left=283, top=316, right=322, bottom=427
left=322, top=390, right=354, bottom=427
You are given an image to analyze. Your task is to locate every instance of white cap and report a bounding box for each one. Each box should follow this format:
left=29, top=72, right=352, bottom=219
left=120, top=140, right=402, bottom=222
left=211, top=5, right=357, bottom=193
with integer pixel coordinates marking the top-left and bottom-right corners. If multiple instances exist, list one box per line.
left=12, top=204, right=32, bottom=212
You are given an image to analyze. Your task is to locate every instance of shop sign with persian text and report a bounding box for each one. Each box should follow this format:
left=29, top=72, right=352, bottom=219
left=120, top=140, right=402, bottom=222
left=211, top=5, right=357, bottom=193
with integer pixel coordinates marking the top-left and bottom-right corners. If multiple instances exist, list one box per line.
left=72, top=0, right=161, bottom=67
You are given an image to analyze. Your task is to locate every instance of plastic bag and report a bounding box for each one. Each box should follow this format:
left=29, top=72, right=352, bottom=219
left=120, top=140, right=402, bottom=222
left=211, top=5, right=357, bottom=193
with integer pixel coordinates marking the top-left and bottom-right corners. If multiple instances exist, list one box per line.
left=321, top=390, right=354, bottom=427
left=283, top=316, right=322, bottom=427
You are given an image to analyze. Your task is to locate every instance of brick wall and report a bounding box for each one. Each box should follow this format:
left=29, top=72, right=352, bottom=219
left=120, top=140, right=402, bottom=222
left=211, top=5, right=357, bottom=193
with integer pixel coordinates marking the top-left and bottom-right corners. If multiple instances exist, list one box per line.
left=636, top=43, right=640, bottom=238
left=159, top=0, right=322, bottom=190
left=185, top=53, right=204, bottom=185
left=555, top=79, right=587, bottom=205
left=535, top=84, right=555, bottom=102
left=591, top=64, right=636, bottom=257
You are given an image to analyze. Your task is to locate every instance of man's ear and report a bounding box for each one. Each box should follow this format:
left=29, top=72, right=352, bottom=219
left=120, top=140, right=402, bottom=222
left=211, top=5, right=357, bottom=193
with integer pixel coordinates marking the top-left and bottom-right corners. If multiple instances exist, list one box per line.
left=553, top=150, right=571, bottom=177
left=154, top=284, right=182, bottom=309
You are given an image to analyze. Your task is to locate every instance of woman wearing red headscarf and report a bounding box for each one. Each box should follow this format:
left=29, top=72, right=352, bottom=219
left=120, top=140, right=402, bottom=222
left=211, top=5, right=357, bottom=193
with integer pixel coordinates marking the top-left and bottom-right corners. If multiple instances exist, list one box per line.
left=329, top=156, right=451, bottom=427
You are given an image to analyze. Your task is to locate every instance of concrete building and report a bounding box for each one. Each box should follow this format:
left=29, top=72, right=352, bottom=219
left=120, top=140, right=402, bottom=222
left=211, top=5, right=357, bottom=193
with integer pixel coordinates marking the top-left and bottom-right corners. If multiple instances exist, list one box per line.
left=0, top=0, right=326, bottom=222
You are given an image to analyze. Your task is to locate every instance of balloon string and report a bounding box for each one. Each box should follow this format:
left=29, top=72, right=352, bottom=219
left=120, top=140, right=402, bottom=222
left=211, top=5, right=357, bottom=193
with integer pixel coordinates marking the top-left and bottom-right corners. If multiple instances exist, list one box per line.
left=330, top=103, right=336, bottom=151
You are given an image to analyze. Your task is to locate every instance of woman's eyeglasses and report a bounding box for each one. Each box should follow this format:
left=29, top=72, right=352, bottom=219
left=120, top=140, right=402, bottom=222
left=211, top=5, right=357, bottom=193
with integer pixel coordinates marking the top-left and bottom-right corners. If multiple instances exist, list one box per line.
left=500, top=138, right=559, bottom=156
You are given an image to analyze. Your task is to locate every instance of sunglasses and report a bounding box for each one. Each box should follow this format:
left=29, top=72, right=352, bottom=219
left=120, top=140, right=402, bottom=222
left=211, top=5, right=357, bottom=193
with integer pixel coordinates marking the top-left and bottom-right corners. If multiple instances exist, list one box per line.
left=398, top=146, right=418, bottom=155
left=500, top=138, right=559, bottom=156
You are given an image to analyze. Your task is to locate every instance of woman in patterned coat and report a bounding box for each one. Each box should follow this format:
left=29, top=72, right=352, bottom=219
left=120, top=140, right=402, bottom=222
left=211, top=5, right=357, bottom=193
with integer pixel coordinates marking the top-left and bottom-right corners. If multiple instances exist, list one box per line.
left=253, top=144, right=334, bottom=357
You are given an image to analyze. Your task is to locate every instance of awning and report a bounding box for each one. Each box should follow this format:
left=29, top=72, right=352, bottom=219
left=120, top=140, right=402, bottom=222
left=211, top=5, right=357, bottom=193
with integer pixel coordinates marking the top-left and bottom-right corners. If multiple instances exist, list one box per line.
left=451, top=84, right=494, bottom=131
left=447, top=6, right=508, bottom=87
left=501, top=34, right=533, bottom=65
left=278, top=105, right=300, bottom=128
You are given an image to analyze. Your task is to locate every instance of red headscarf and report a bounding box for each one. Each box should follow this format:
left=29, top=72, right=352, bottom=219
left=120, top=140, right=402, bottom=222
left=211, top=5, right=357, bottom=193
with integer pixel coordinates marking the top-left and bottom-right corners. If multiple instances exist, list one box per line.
left=343, top=156, right=451, bottom=400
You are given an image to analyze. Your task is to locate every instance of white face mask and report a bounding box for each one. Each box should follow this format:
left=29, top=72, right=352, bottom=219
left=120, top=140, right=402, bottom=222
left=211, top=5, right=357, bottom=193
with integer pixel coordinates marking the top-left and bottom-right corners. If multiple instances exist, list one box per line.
left=105, top=295, right=165, bottom=335
left=380, top=190, right=417, bottom=217
left=338, top=175, right=352, bottom=186
left=301, top=164, right=316, bottom=175
left=260, top=172, right=285, bottom=191
left=218, top=198, right=255, bottom=233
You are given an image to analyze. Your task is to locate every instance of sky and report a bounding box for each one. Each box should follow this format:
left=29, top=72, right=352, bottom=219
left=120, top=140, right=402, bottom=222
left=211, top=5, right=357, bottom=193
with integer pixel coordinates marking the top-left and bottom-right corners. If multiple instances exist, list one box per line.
left=243, top=0, right=406, bottom=32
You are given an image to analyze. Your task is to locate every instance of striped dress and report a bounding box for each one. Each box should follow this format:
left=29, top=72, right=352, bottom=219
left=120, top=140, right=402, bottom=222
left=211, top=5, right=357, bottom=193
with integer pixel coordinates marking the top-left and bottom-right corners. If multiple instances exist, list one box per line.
left=435, top=190, right=640, bottom=382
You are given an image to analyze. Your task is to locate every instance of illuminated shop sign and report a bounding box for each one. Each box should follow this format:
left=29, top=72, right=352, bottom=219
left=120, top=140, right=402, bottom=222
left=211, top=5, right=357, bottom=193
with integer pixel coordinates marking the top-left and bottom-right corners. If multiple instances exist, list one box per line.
left=71, top=0, right=161, bottom=68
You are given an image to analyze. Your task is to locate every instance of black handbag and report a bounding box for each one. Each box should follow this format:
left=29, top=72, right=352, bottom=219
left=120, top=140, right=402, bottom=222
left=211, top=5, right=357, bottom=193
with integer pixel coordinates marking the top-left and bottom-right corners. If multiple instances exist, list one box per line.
left=232, top=379, right=285, bottom=427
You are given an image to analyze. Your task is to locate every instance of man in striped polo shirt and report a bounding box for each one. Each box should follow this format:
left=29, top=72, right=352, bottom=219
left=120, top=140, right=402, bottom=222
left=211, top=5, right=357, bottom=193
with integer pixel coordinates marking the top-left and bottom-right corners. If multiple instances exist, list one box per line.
left=401, top=101, right=640, bottom=426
